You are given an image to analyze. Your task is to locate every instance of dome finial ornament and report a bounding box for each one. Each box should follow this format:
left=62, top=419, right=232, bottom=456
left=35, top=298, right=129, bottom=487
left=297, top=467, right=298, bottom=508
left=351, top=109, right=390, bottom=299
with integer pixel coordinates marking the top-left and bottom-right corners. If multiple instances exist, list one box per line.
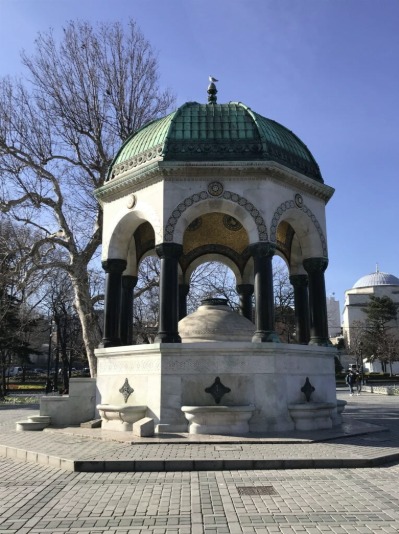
left=207, top=75, right=218, bottom=104
left=376, top=263, right=379, bottom=273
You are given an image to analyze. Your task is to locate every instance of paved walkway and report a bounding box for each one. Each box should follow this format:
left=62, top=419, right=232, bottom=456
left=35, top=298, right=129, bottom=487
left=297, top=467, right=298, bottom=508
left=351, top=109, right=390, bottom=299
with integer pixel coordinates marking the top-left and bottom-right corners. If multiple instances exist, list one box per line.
left=0, top=391, right=399, bottom=533
left=1, top=392, right=399, bottom=472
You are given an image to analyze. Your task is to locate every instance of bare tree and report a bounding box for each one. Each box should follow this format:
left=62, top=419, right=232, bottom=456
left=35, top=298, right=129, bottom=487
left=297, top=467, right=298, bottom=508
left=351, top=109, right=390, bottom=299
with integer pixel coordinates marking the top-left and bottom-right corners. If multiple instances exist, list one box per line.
left=0, top=216, right=46, bottom=396
left=344, top=319, right=366, bottom=371
left=133, top=257, right=296, bottom=342
left=273, top=257, right=295, bottom=342
left=0, top=20, right=174, bottom=375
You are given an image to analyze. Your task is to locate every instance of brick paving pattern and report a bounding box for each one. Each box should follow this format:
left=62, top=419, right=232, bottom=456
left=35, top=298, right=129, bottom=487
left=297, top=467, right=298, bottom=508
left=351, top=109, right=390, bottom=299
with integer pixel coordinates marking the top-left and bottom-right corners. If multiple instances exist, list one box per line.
left=0, top=391, right=398, bottom=532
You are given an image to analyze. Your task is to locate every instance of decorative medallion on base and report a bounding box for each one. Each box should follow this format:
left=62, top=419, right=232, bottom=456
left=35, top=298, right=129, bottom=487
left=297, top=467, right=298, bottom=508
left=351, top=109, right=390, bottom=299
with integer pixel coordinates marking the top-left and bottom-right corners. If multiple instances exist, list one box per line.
left=119, top=378, right=134, bottom=403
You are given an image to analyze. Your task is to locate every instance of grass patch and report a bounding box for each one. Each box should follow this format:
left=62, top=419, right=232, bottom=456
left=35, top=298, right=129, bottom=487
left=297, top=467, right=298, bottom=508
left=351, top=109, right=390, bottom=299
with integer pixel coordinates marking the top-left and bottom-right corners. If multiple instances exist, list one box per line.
left=0, top=396, right=40, bottom=405
left=6, top=384, right=45, bottom=390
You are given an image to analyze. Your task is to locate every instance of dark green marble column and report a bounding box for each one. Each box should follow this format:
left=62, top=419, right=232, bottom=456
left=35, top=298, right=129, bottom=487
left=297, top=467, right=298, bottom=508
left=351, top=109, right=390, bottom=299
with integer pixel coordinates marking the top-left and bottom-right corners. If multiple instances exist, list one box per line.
left=289, top=274, right=310, bottom=344
left=100, top=258, right=127, bottom=348
left=155, top=243, right=183, bottom=343
left=120, top=275, right=138, bottom=345
left=303, top=257, right=329, bottom=346
left=179, top=283, right=190, bottom=320
left=236, top=284, right=254, bottom=322
left=250, top=243, right=280, bottom=343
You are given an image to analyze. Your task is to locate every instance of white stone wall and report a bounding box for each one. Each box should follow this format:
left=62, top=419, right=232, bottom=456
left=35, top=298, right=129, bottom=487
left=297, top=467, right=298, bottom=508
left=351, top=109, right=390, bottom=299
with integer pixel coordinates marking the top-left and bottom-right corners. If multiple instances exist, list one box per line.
left=95, top=343, right=336, bottom=433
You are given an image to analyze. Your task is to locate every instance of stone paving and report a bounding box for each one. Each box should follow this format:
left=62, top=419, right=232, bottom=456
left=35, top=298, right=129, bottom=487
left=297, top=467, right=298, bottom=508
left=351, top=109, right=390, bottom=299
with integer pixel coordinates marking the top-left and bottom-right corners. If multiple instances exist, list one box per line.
left=0, top=392, right=399, bottom=532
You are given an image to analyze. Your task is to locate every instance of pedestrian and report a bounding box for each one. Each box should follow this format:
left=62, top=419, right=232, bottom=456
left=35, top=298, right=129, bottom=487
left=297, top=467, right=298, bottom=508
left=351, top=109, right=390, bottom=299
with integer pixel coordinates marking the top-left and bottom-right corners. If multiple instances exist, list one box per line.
left=45, top=377, right=53, bottom=394
left=355, top=372, right=362, bottom=395
left=345, top=369, right=356, bottom=396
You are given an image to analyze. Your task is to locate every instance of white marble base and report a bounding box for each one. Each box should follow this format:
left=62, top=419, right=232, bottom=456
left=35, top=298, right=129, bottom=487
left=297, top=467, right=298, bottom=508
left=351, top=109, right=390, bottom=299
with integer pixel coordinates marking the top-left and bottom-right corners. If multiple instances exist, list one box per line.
left=181, top=405, right=255, bottom=435
left=288, top=402, right=336, bottom=431
left=95, top=342, right=337, bottom=434
left=97, top=404, right=147, bottom=432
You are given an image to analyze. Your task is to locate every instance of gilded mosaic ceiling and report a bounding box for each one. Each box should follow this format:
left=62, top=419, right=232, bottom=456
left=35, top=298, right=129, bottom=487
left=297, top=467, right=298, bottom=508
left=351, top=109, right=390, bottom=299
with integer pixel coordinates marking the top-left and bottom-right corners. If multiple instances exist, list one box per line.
left=134, top=222, right=155, bottom=262
left=183, top=212, right=249, bottom=256
left=276, top=220, right=295, bottom=262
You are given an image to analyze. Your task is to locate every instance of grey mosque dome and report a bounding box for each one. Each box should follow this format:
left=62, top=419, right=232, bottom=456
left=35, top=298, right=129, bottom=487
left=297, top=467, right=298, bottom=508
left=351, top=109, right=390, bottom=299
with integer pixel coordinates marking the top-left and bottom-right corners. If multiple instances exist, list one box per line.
left=353, top=270, right=399, bottom=289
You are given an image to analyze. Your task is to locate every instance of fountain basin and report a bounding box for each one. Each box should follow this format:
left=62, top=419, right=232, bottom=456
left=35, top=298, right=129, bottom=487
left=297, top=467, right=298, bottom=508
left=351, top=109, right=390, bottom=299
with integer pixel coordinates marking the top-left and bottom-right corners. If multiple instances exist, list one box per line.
left=181, top=405, right=255, bottom=435
left=97, top=404, right=147, bottom=432
left=288, top=402, right=336, bottom=431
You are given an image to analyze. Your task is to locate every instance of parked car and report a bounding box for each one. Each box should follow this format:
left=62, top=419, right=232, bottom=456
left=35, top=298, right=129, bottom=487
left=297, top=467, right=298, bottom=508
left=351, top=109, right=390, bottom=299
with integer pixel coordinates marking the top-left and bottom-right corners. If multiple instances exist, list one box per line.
left=6, top=367, right=22, bottom=377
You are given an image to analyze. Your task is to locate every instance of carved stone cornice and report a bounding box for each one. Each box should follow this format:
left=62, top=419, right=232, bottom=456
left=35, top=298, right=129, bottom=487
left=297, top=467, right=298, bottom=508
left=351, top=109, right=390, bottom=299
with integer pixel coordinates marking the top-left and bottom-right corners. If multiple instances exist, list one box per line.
left=94, top=160, right=335, bottom=204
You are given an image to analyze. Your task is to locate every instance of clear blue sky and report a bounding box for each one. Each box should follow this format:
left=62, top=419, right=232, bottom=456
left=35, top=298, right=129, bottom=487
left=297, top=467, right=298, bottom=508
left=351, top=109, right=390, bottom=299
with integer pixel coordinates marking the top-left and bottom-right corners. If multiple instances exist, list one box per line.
left=1, top=0, right=398, bottom=314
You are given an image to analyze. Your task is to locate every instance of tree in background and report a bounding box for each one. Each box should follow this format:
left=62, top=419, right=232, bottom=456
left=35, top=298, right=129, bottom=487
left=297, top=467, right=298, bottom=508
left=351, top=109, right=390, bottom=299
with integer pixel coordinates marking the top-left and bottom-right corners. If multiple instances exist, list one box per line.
left=0, top=217, right=44, bottom=397
left=344, top=319, right=367, bottom=371
left=273, top=257, right=295, bottom=342
left=361, top=295, right=398, bottom=374
left=0, top=20, right=174, bottom=376
left=42, top=271, right=86, bottom=393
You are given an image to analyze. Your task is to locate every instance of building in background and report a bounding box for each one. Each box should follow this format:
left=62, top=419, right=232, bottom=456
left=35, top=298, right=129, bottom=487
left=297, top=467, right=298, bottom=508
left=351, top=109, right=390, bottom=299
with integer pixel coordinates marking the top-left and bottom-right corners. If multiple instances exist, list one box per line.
left=342, top=269, right=399, bottom=373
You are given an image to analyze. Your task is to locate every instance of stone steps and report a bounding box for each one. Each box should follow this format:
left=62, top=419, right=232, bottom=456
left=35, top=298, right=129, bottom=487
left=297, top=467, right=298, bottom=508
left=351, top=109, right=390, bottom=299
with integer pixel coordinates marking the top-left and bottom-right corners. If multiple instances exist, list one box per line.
left=16, top=416, right=51, bottom=431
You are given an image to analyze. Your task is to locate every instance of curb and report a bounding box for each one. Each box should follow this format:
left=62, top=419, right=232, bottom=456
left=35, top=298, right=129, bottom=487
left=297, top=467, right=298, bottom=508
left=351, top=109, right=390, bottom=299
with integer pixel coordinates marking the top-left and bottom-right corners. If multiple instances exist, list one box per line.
left=1, top=444, right=399, bottom=472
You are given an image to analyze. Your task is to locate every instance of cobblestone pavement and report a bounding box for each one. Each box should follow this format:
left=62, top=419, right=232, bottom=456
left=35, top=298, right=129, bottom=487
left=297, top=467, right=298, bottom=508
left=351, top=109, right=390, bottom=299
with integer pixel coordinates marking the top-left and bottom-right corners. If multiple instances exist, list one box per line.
left=0, top=392, right=399, bottom=533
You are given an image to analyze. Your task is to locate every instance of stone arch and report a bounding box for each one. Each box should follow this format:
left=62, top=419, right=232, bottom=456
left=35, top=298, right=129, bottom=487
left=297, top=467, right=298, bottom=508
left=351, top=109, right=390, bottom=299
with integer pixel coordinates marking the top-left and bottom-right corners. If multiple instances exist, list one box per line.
left=270, top=198, right=327, bottom=258
left=164, top=187, right=268, bottom=244
left=103, top=204, right=161, bottom=260
left=184, top=253, right=242, bottom=286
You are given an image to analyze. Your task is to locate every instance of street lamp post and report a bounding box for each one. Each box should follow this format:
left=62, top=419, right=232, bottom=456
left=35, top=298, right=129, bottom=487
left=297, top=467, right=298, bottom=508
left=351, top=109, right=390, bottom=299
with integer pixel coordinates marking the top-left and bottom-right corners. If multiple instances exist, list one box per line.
left=359, top=341, right=365, bottom=385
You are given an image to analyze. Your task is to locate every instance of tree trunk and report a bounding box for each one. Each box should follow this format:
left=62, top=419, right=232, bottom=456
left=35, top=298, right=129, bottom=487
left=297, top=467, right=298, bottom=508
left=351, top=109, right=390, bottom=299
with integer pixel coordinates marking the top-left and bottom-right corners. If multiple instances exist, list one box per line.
left=70, top=270, right=102, bottom=377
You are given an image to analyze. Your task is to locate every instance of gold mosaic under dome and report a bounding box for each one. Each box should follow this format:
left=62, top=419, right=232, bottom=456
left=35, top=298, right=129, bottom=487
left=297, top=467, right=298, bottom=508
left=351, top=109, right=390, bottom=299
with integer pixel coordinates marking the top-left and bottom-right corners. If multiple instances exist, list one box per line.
left=183, top=212, right=249, bottom=255
left=134, top=222, right=155, bottom=261
left=276, top=220, right=295, bottom=261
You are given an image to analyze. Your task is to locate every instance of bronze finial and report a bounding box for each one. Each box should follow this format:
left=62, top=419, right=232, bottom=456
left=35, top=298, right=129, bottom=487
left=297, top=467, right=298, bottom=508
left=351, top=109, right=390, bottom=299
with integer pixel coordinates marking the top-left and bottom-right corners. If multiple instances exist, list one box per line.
left=207, top=75, right=218, bottom=104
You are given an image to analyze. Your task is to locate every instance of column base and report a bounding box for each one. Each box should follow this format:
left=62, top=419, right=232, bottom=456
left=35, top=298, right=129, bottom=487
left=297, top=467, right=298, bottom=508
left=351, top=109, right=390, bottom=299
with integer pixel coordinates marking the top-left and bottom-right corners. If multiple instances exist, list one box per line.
left=99, top=338, right=122, bottom=349
left=252, top=331, right=281, bottom=343
left=308, top=337, right=331, bottom=347
left=154, top=332, right=182, bottom=343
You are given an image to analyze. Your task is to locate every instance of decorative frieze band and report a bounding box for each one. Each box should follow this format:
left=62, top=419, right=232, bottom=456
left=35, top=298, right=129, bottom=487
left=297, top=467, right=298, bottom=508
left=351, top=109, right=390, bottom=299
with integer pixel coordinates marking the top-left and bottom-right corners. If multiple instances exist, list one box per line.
left=164, top=186, right=268, bottom=242
left=270, top=196, right=328, bottom=257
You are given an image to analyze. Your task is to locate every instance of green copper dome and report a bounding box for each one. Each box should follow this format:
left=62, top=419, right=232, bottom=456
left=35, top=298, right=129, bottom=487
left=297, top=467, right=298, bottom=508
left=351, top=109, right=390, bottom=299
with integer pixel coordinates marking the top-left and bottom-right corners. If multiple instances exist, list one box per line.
left=108, top=102, right=323, bottom=182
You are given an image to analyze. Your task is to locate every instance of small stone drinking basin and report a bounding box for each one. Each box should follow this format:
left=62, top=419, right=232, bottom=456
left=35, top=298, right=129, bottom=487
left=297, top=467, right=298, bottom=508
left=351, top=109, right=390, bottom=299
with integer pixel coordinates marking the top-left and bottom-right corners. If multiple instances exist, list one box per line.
left=181, top=405, right=255, bottom=435
left=288, top=402, right=336, bottom=431
left=97, top=404, right=147, bottom=432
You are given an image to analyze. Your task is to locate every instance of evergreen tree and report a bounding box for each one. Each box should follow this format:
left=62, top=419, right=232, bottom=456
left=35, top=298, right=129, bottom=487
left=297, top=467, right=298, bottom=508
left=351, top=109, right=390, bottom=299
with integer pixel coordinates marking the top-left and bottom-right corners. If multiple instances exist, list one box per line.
left=362, top=295, right=398, bottom=373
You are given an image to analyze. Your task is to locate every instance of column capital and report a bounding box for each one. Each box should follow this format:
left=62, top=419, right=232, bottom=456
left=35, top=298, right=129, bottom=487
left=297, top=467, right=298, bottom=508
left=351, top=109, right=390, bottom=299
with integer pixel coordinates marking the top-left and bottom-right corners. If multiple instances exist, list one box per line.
left=236, top=284, right=254, bottom=296
left=249, top=242, right=276, bottom=258
left=101, top=258, right=127, bottom=274
left=289, top=274, right=308, bottom=288
left=156, top=243, right=183, bottom=259
left=179, top=283, right=190, bottom=298
left=122, top=275, right=138, bottom=290
left=303, top=257, right=328, bottom=274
